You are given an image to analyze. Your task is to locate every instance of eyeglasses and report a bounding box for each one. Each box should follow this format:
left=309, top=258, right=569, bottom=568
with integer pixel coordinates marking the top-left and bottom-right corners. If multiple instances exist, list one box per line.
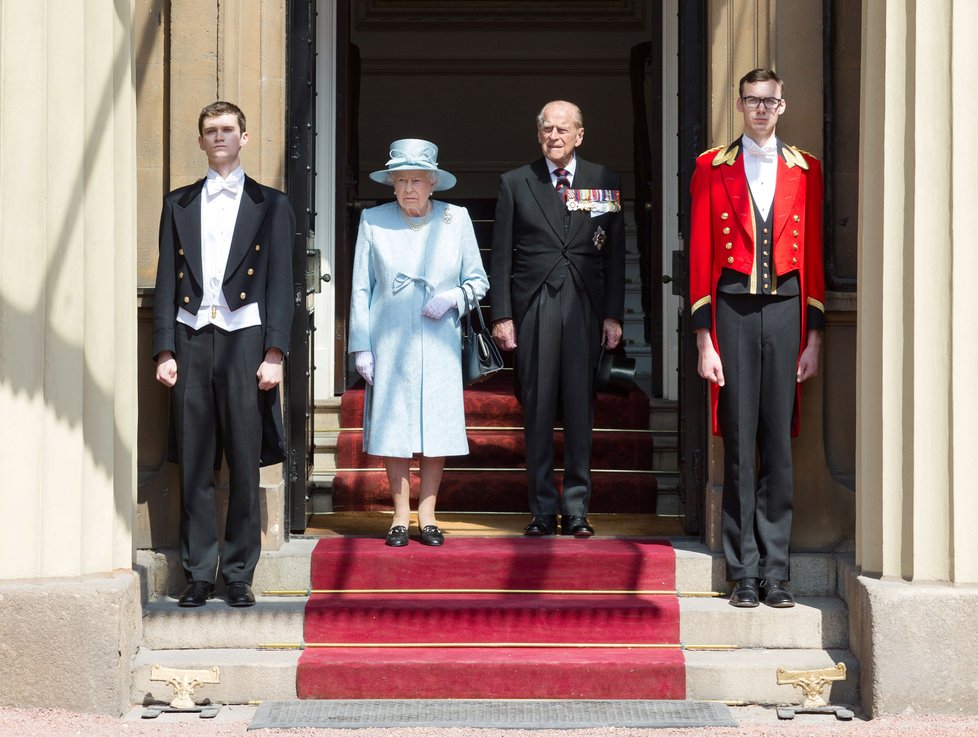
left=741, top=96, right=784, bottom=110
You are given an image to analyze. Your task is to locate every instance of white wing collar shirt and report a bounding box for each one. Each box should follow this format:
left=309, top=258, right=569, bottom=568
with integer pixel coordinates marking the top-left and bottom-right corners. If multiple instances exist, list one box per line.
left=741, top=135, right=778, bottom=221
left=177, top=165, right=262, bottom=331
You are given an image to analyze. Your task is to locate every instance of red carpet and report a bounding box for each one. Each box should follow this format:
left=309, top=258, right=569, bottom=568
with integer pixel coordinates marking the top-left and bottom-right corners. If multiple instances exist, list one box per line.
left=296, top=536, right=685, bottom=700
left=332, top=371, right=657, bottom=513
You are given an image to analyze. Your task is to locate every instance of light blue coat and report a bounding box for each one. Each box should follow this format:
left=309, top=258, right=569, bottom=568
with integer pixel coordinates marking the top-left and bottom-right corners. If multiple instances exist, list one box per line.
left=349, top=201, right=489, bottom=458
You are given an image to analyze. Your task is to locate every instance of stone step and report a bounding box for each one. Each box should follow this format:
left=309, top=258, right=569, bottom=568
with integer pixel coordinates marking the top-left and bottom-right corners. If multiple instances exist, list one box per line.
left=141, top=597, right=306, bottom=650
left=649, top=399, right=678, bottom=432
left=131, top=647, right=300, bottom=704
left=681, top=596, right=848, bottom=650
left=314, top=399, right=342, bottom=435
left=136, top=539, right=318, bottom=602
left=131, top=646, right=857, bottom=706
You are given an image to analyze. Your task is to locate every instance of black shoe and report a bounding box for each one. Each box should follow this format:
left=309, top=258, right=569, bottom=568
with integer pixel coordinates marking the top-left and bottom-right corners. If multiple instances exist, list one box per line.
left=420, top=525, right=445, bottom=546
left=177, top=581, right=214, bottom=608
left=226, top=581, right=256, bottom=608
left=385, top=525, right=409, bottom=547
left=523, top=515, right=558, bottom=536
left=760, top=579, right=795, bottom=608
left=560, top=515, right=595, bottom=538
left=729, top=578, right=760, bottom=608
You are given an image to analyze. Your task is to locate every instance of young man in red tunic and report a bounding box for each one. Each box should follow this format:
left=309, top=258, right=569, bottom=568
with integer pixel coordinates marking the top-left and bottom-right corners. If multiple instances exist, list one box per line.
left=689, top=69, right=825, bottom=608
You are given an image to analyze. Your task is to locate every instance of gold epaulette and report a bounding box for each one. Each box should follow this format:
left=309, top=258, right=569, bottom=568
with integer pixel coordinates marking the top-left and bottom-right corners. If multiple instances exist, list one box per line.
left=711, top=141, right=740, bottom=167
left=700, top=145, right=723, bottom=156
left=781, top=144, right=811, bottom=170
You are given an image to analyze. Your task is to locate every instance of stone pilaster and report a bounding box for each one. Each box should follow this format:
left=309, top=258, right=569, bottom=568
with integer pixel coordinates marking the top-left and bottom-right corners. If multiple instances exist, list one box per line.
left=853, top=0, right=978, bottom=715
left=0, top=0, right=139, bottom=714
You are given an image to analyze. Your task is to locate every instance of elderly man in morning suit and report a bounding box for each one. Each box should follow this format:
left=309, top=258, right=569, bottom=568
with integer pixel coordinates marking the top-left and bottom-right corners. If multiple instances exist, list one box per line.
left=689, top=69, right=825, bottom=608
left=490, top=100, right=626, bottom=538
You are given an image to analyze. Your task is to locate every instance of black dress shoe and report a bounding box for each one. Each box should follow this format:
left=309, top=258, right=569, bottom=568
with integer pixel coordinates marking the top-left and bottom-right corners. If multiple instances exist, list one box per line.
left=729, top=577, right=760, bottom=608
left=760, top=579, right=795, bottom=608
left=385, top=525, right=409, bottom=547
left=177, top=581, right=214, bottom=608
left=523, top=515, right=557, bottom=536
left=560, top=515, right=595, bottom=538
left=226, top=581, right=256, bottom=608
left=420, top=525, right=445, bottom=546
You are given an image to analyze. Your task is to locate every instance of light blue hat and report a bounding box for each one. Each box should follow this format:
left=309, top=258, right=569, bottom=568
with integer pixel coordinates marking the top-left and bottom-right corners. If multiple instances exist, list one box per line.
left=369, top=138, right=457, bottom=191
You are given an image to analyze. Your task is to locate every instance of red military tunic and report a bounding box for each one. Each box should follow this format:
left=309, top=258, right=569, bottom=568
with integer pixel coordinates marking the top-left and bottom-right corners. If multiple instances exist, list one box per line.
left=689, top=138, right=825, bottom=436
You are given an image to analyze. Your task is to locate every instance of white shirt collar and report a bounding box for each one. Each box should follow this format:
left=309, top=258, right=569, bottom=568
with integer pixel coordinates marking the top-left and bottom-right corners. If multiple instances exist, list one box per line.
left=547, top=155, right=577, bottom=177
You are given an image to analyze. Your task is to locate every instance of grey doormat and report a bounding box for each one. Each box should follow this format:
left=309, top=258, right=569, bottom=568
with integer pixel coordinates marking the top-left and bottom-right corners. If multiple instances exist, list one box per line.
left=249, top=699, right=737, bottom=730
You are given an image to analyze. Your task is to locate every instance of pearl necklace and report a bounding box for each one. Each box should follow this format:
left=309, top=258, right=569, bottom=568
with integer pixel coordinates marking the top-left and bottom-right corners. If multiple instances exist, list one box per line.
left=400, top=203, right=433, bottom=231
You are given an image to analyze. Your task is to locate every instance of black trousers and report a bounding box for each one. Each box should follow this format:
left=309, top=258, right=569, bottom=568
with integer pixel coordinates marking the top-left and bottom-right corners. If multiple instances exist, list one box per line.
left=715, top=293, right=800, bottom=581
left=516, top=280, right=600, bottom=517
left=172, top=323, right=264, bottom=585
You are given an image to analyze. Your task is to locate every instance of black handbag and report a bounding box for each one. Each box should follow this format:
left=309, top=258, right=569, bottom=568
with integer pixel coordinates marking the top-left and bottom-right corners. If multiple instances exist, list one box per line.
left=461, top=286, right=503, bottom=387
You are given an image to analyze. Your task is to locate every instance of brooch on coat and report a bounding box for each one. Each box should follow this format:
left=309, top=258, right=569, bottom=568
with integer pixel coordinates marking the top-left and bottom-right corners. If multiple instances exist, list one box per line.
left=442, top=208, right=452, bottom=224
left=564, top=189, right=622, bottom=213
left=593, top=226, right=606, bottom=250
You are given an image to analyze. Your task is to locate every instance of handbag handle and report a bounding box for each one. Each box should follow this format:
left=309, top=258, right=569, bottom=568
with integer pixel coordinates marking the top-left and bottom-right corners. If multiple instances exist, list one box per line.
left=460, top=283, right=488, bottom=334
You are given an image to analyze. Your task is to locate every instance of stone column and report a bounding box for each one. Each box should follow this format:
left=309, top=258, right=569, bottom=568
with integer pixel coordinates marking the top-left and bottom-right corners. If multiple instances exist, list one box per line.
left=852, top=0, right=978, bottom=715
left=0, top=0, right=140, bottom=715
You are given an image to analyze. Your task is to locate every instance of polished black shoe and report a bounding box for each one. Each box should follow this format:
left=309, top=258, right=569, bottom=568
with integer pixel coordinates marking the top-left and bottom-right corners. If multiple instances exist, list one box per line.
left=560, top=515, right=595, bottom=538
left=420, top=524, right=445, bottom=546
left=385, top=525, right=409, bottom=547
left=226, top=581, right=256, bottom=608
left=729, top=577, right=760, bottom=608
left=523, top=515, right=558, bottom=536
left=760, top=579, right=795, bottom=608
left=177, top=581, right=214, bottom=608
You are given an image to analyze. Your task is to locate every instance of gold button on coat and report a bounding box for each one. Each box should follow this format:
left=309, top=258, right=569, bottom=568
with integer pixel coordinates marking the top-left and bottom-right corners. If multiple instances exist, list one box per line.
left=792, top=243, right=799, bottom=251
left=721, top=212, right=729, bottom=220
left=793, top=214, right=800, bottom=222
left=183, top=296, right=190, bottom=304
left=247, top=268, right=255, bottom=276
left=791, top=257, right=798, bottom=265
left=178, top=248, right=184, bottom=256
left=239, top=292, right=247, bottom=300
left=255, top=244, right=261, bottom=251
left=722, top=227, right=730, bottom=235
left=725, top=242, right=733, bottom=250
left=727, top=256, right=734, bottom=264
left=793, top=229, right=799, bottom=237
left=178, top=271, right=184, bottom=279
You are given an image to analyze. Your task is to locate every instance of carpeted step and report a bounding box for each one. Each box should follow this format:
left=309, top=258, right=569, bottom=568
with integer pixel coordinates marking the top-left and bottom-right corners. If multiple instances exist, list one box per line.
left=296, top=646, right=686, bottom=700
left=337, top=371, right=657, bottom=514
left=337, top=430, right=654, bottom=470
left=341, top=372, right=651, bottom=430
left=297, top=537, right=682, bottom=701
left=308, top=537, right=676, bottom=592
left=331, top=470, right=657, bottom=512
left=303, top=593, right=679, bottom=644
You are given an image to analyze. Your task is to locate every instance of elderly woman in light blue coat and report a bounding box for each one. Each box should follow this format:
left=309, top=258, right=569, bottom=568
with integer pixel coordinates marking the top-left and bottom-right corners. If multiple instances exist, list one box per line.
left=349, top=139, right=489, bottom=548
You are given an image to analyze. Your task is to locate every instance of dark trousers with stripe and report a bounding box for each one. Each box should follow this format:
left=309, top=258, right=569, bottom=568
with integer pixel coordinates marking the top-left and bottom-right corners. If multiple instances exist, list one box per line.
left=715, top=293, right=800, bottom=582
left=172, top=323, right=264, bottom=585
left=516, top=280, right=600, bottom=517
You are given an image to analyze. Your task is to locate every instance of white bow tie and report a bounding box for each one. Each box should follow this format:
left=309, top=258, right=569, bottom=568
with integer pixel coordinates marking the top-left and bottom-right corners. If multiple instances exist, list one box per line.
left=206, top=177, right=240, bottom=197
left=746, top=147, right=777, bottom=161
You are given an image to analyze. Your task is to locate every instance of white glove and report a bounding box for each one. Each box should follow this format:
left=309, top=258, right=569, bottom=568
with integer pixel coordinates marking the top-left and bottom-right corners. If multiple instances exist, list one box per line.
left=355, top=351, right=374, bottom=385
left=422, top=288, right=461, bottom=320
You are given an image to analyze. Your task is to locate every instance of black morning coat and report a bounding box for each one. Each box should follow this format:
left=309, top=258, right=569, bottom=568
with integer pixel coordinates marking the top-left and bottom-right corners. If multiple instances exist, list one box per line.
left=489, top=157, right=626, bottom=329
